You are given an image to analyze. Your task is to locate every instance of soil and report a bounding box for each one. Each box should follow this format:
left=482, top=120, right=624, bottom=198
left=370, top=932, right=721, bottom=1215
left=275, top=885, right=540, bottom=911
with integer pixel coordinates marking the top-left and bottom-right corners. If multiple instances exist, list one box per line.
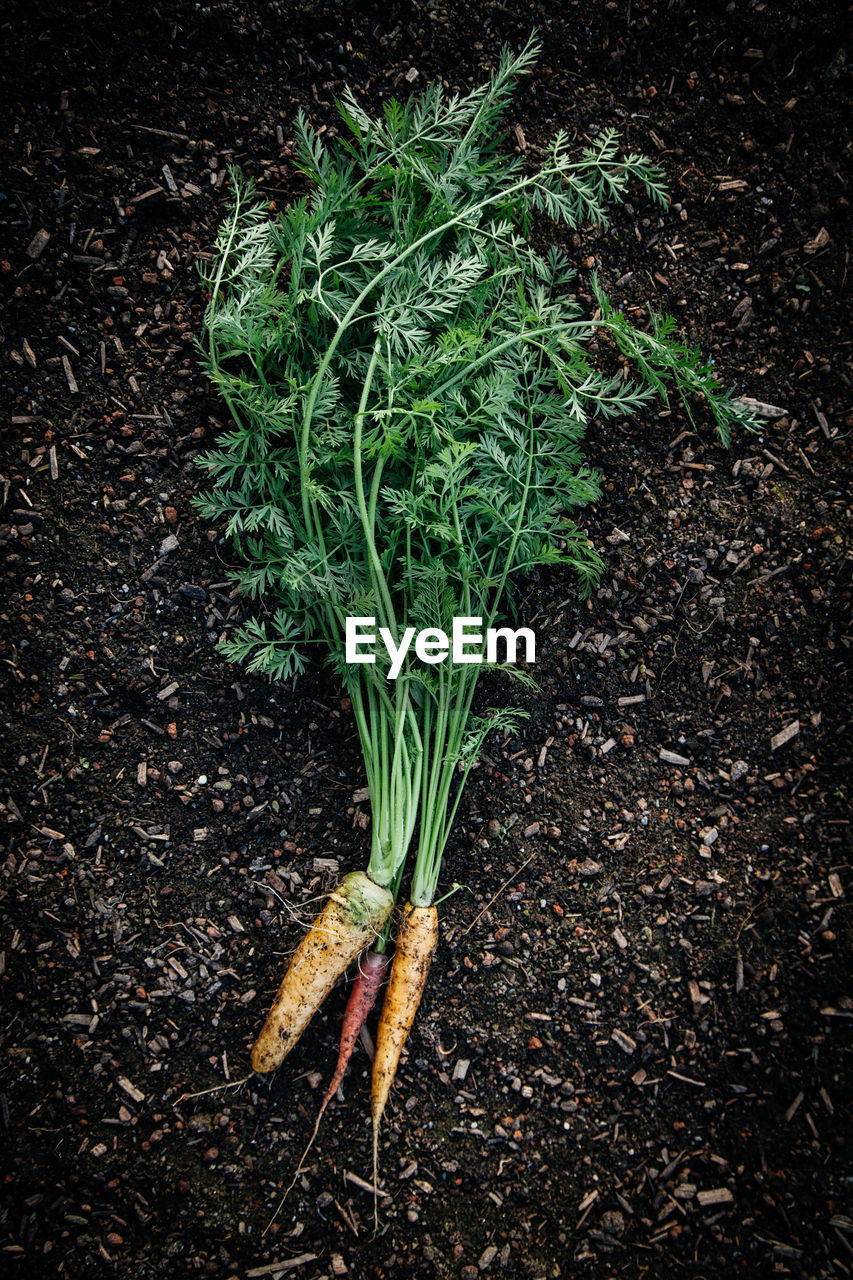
left=1, top=1, right=851, bottom=1277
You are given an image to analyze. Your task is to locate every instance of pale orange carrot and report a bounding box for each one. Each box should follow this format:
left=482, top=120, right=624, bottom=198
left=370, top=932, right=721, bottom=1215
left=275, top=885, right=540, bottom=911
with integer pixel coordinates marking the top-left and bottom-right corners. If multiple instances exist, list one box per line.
left=370, top=902, right=438, bottom=1208
left=251, top=871, right=393, bottom=1074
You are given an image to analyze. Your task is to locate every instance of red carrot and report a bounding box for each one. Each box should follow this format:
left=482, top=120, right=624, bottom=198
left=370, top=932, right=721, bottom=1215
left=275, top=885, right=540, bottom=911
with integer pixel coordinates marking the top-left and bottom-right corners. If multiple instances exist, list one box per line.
left=265, top=949, right=389, bottom=1232
left=321, top=949, right=389, bottom=1110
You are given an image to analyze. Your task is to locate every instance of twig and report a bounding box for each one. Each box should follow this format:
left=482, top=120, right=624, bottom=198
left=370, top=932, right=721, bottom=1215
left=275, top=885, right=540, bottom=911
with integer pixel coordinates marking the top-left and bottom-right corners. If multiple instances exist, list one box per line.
left=463, top=853, right=535, bottom=936
left=124, top=122, right=190, bottom=142
left=245, top=1256, right=318, bottom=1278
left=176, top=1075, right=250, bottom=1103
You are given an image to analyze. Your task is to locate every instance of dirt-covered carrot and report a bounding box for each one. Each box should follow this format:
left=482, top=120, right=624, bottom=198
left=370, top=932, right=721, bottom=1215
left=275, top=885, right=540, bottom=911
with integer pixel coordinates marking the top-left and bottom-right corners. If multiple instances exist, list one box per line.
left=251, top=871, right=393, bottom=1074
left=265, top=947, right=391, bottom=1230
left=371, top=903, right=438, bottom=1198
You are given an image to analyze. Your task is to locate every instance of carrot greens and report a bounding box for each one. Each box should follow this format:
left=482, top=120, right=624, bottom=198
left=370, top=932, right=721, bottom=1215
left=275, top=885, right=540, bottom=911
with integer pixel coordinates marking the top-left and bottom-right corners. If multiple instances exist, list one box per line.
left=195, top=35, right=758, bottom=1070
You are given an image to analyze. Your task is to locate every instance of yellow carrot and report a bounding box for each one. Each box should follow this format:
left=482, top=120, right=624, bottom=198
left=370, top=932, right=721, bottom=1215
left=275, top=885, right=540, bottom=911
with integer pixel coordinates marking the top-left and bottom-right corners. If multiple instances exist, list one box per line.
left=251, top=871, right=393, bottom=1074
left=371, top=902, right=438, bottom=1203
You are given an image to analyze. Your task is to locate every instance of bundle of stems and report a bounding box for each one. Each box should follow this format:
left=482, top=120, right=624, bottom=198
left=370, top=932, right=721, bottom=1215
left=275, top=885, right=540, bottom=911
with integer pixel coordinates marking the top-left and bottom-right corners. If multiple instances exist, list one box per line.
left=195, top=34, right=757, bottom=1171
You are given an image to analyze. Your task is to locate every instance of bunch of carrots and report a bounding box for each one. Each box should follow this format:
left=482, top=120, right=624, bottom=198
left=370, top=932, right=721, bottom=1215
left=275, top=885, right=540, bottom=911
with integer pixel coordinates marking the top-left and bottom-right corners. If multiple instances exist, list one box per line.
left=196, top=35, right=757, bottom=1203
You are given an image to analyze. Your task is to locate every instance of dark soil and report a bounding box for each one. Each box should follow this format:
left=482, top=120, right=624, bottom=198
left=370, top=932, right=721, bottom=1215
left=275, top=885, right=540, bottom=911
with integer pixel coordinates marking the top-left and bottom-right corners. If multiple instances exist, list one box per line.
left=1, top=2, right=851, bottom=1277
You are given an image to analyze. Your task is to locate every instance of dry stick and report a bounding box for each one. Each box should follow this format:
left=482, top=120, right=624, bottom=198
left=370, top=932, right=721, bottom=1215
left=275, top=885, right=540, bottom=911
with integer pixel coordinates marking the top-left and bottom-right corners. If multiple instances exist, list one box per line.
left=176, top=1075, right=251, bottom=1103
left=461, top=853, right=535, bottom=937
left=264, top=1135, right=319, bottom=1235
left=251, top=879, right=332, bottom=921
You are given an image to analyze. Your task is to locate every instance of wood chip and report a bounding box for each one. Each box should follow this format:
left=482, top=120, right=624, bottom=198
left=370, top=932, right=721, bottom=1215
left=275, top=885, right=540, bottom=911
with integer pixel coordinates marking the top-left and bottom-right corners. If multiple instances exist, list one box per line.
left=611, top=1028, right=636, bottom=1054
left=578, top=859, right=602, bottom=876
left=62, top=355, right=78, bottom=394
left=26, top=228, right=50, bottom=259
left=770, top=720, right=799, bottom=752
left=804, top=226, right=830, bottom=253
left=344, top=1169, right=390, bottom=1198
left=696, top=1187, right=734, bottom=1207
left=612, top=926, right=628, bottom=950
left=689, top=980, right=711, bottom=1006
left=667, top=1070, right=707, bottom=1088
left=127, top=121, right=190, bottom=140
left=736, top=396, right=787, bottom=419
left=784, top=1091, right=804, bottom=1122
left=479, top=1245, right=498, bottom=1270
left=156, top=681, right=179, bottom=701
left=57, top=334, right=80, bottom=357
left=659, top=747, right=691, bottom=766
left=134, top=186, right=166, bottom=203
left=116, top=1076, right=145, bottom=1103
left=245, top=1257, right=319, bottom=1279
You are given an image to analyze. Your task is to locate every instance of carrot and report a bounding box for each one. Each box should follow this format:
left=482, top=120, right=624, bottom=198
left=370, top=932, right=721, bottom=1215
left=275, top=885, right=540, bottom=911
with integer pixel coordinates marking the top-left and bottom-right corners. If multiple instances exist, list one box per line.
left=371, top=902, right=438, bottom=1208
left=264, top=948, right=390, bottom=1232
left=251, top=871, right=393, bottom=1074
left=324, top=949, right=389, bottom=1106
